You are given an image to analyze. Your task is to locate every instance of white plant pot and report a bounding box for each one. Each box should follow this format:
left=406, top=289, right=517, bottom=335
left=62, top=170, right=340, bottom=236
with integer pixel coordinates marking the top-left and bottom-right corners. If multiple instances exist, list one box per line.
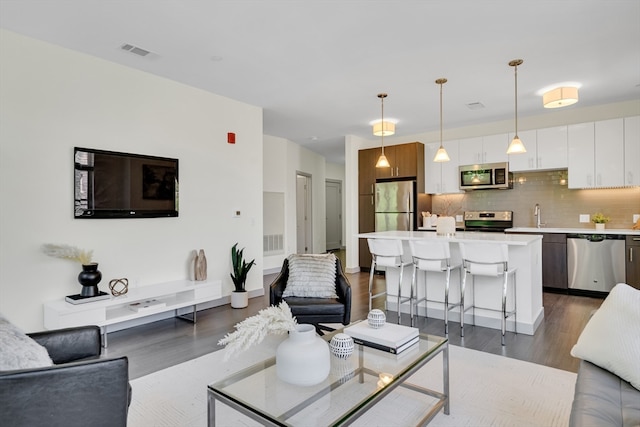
left=595, top=223, right=605, bottom=231
left=230, top=291, right=248, bottom=308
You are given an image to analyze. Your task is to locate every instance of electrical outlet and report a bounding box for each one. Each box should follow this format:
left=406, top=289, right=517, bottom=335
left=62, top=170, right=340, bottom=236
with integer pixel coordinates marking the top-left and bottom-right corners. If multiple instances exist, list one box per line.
left=634, top=214, right=640, bottom=223
left=456, top=215, right=463, bottom=222
left=579, top=214, right=590, bottom=223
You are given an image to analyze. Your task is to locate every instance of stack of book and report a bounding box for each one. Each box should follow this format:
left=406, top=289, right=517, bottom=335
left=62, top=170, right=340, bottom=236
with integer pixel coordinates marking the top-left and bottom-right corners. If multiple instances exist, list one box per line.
left=343, top=322, right=419, bottom=354
left=128, top=299, right=166, bottom=313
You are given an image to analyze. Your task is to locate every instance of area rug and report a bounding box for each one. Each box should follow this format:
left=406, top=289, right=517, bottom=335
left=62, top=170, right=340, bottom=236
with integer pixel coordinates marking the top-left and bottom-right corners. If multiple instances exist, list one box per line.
left=128, top=336, right=576, bottom=427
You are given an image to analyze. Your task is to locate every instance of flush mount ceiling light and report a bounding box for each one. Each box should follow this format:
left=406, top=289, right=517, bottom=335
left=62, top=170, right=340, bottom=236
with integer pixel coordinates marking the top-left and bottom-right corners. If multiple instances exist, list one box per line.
left=375, top=93, right=391, bottom=168
left=543, top=86, right=579, bottom=108
left=433, top=78, right=450, bottom=162
left=372, top=120, right=396, bottom=136
left=507, top=59, right=527, bottom=155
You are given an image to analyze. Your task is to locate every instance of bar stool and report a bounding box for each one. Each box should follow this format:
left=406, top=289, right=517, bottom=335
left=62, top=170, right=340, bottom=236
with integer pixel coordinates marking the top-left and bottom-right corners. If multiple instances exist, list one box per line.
left=459, top=242, right=517, bottom=346
left=408, top=239, right=462, bottom=333
left=367, top=238, right=414, bottom=324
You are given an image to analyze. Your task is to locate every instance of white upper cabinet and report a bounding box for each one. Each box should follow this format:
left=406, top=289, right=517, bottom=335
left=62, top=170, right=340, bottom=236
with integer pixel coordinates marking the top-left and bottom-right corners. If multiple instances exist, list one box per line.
left=508, top=130, right=538, bottom=171
left=425, top=141, right=463, bottom=194
left=624, top=116, right=640, bottom=186
left=568, top=119, right=625, bottom=188
left=458, top=134, right=507, bottom=165
left=482, top=134, right=509, bottom=163
left=536, top=126, right=568, bottom=170
left=568, top=122, right=595, bottom=188
left=458, top=136, right=483, bottom=165
left=510, top=127, right=567, bottom=172
left=595, top=118, right=624, bottom=187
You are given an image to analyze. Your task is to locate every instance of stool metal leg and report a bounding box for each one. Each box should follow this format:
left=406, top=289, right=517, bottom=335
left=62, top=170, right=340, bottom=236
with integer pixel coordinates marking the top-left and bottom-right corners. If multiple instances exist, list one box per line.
left=368, top=259, right=375, bottom=312
left=460, top=268, right=466, bottom=337
left=444, top=267, right=451, bottom=335
left=502, top=271, right=508, bottom=346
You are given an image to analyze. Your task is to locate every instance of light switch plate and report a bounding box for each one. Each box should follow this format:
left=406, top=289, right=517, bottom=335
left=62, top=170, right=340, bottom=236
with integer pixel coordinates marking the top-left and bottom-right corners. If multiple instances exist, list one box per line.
left=579, top=214, right=590, bottom=223
left=634, top=214, right=640, bottom=223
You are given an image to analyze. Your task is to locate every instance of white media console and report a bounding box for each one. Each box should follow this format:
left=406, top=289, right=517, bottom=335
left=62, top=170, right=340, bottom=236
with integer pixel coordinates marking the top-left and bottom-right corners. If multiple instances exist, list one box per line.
left=43, top=279, right=222, bottom=346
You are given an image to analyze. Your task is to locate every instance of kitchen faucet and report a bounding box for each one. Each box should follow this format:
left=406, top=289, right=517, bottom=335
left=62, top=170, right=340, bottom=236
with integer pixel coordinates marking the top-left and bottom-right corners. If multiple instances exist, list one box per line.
left=534, top=204, right=542, bottom=228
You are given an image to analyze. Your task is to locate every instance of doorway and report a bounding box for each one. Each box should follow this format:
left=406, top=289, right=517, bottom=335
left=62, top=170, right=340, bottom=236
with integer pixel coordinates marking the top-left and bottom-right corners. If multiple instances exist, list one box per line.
left=325, top=179, right=342, bottom=251
left=296, top=173, right=312, bottom=254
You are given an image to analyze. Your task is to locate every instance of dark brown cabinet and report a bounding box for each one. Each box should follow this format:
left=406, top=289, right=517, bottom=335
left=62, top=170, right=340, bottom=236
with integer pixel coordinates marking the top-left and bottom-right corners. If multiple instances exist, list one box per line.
left=626, top=236, right=640, bottom=289
left=541, top=233, right=568, bottom=290
left=358, top=142, right=425, bottom=269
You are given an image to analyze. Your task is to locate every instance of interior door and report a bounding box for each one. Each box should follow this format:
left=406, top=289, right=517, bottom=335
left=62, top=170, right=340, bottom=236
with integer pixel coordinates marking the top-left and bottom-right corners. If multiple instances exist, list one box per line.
left=296, top=173, right=312, bottom=254
left=325, top=180, right=342, bottom=251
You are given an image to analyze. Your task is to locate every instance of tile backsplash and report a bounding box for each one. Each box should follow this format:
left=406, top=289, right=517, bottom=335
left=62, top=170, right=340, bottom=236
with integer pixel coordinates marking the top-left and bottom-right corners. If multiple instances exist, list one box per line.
left=431, top=170, right=640, bottom=229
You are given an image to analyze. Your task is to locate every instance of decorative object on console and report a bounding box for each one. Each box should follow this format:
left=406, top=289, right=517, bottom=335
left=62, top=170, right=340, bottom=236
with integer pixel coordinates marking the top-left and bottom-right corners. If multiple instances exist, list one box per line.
left=367, top=309, right=386, bottom=329
left=276, top=323, right=331, bottom=386
left=329, top=333, right=355, bottom=359
left=591, top=212, right=610, bottom=230
left=42, top=243, right=107, bottom=301
left=108, top=278, right=129, bottom=296
left=230, top=243, right=255, bottom=308
left=218, top=301, right=297, bottom=360
left=194, top=249, right=207, bottom=281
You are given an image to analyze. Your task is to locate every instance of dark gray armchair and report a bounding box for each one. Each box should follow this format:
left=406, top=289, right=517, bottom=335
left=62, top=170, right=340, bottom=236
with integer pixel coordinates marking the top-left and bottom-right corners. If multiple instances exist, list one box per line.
left=0, top=325, right=130, bottom=427
left=270, top=257, right=352, bottom=328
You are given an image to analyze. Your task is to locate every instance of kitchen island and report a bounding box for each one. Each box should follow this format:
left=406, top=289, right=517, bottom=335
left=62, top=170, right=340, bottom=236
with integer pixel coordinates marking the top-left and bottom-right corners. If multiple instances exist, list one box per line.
left=358, top=230, right=543, bottom=335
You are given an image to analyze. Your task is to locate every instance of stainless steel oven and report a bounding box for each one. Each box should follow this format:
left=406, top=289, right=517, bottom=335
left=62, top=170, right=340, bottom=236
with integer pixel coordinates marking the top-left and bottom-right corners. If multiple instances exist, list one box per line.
left=464, top=211, right=513, bottom=232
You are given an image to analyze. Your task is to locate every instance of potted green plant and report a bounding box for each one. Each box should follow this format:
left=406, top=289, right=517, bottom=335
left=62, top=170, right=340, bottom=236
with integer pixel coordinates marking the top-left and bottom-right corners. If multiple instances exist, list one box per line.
left=591, top=213, right=610, bottom=230
left=230, top=243, right=255, bottom=308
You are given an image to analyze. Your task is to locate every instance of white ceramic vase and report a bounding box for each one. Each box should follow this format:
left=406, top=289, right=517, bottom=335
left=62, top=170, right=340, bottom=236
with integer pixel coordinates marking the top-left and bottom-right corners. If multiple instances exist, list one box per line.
left=276, top=324, right=330, bottom=386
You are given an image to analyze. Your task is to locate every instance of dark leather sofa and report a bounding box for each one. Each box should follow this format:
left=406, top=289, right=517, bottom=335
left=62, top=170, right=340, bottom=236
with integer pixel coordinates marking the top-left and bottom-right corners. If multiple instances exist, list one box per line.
left=270, top=257, right=351, bottom=327
left=569, top=359, right=640, bottom=427
left=0, top=325, right=130, bottom=427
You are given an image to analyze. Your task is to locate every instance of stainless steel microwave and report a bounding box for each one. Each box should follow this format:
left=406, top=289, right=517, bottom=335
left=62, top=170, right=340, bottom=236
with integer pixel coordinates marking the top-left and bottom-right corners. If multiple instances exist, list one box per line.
left=459, top=162, right=513, bottom=190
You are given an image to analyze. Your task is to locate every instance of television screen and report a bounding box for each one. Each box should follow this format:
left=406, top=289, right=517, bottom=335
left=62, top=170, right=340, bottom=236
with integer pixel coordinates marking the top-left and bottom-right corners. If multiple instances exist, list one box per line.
left=74, top=147, right=179, bottom=218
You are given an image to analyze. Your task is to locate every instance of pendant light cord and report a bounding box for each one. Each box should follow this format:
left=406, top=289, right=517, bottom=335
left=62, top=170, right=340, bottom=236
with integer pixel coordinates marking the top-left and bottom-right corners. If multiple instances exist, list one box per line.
left=439, top=81, right=444, bottom=148
left=514, top=63, right=519, bottom=136
left=380, top=95, right=385, bottom=153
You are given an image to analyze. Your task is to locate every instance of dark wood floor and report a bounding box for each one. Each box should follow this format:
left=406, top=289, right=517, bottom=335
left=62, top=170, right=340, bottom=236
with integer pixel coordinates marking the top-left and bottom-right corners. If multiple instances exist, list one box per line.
left=105, top=269, right=602, bottom=380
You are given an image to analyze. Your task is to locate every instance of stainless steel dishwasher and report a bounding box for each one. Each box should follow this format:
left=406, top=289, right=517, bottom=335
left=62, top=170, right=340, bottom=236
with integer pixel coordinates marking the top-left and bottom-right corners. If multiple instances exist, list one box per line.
left=567, top=233, right=626, bottom=293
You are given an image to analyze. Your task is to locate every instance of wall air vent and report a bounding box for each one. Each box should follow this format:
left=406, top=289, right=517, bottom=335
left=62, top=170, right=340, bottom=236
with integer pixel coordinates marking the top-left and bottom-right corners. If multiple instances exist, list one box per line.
left=120, top=43, right=152, bottom=57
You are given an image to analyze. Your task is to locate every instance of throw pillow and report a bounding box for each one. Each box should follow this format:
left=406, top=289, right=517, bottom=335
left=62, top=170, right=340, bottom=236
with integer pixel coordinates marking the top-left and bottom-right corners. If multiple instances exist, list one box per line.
left=283, top=253, right=338, bottom=298
left=0, top=313, right=53, bottom=371
left=570, top=283, right=640, bottom=390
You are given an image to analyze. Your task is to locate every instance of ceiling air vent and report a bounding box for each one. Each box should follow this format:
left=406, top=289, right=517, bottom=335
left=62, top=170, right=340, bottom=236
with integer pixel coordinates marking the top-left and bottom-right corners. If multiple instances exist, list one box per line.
left=120, top=43, right=152, bottom=57
left=466, top=102, right=485, bottom=110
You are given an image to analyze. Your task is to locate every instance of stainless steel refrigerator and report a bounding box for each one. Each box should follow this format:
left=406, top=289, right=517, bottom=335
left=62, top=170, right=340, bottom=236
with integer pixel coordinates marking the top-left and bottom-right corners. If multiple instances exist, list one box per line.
left=375, top=181, right=415, bottom=232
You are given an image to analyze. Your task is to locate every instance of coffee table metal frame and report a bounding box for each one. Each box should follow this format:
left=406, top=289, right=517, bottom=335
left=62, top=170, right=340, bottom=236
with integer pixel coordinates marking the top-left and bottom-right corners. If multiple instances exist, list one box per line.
left=207, top=330, right=449, bottom=426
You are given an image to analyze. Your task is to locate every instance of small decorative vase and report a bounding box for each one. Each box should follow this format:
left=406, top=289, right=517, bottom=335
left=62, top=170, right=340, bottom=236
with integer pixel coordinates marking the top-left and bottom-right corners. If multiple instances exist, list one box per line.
left=368, top=309, right=386, bottom=329
left=78, top=263, right=102, bottom=297
left=329, top=333, right=355, bottom=359
left=595, top=223, right=605, bottom=231
left=276, top=324, right=330, bottom=386
left=194, top=249, right=207, bottom=281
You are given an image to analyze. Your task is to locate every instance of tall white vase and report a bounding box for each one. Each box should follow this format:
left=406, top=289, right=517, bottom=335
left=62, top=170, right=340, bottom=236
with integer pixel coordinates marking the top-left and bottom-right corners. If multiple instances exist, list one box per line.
left=276, top=324, right=330, bottom=386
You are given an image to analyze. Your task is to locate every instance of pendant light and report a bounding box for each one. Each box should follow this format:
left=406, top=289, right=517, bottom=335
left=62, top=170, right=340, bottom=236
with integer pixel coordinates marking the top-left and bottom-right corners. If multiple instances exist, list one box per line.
left=375, top=93, right=391, bottom=168
left=433, top=78, right=450, bottom=162
left=507, top=59, right=526, bottom=154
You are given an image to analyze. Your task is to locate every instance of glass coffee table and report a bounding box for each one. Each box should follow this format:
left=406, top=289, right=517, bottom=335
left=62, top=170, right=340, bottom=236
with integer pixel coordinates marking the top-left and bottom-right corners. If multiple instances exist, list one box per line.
left=207, top=328, right=449, bottom=426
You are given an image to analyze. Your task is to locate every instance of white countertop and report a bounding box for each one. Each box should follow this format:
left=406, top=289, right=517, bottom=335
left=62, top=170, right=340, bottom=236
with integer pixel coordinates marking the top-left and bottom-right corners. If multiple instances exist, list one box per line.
left=506, top=227, right=640, bottom=236
left=358, top=230, right=542, bottom=246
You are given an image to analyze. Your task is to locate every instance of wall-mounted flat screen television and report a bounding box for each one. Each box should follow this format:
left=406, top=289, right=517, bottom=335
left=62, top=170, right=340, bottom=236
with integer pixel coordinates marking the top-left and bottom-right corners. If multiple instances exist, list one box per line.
left=74, top=147, right=179, bottom=218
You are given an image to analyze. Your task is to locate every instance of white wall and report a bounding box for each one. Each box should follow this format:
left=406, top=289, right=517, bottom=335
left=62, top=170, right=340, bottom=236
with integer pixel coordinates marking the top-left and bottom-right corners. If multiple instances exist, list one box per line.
left=262, top=135, right=328, bottom=272
left=0, top=30, right=264, bottom=331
